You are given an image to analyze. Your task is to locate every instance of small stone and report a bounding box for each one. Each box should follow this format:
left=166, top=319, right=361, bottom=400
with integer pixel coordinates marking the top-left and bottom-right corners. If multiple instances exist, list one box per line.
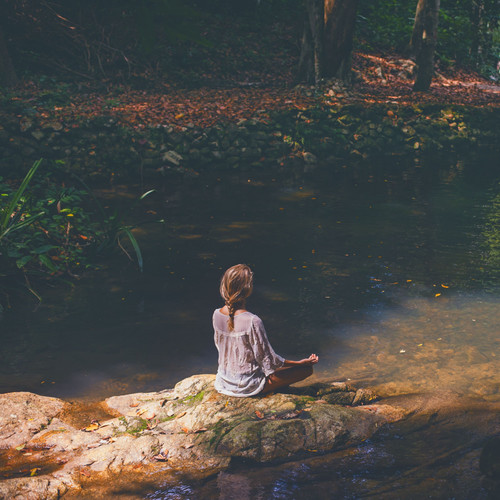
left=162, top=150, right=183, bottom=166
left=31, top=130, right=45, bottom=141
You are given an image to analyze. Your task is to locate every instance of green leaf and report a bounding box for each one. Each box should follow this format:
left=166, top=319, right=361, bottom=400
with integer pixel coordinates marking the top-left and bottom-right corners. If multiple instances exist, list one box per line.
left=16, top=255, right=32, bottom=268
left=139, top=189, right=156, bottom=200
left=32, top=244, right=55, bottom=255
left=121, top=228, right=143, bottom=272
left=0, top=159, right=43, bottom=232
left=38, top=254, right=57, bottom=272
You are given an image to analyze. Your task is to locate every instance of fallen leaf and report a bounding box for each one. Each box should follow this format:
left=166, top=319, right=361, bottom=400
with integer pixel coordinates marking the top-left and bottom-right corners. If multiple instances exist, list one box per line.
left=80, top=469, right=91, bottom=477
left=30, top=468, right=41, bottom=477
left=181, top=427, right=190, bottom=434
left=255, top=410, right=265, bottom=419
left=15, top=444, right=26, bottom=451
left=83, top=423, right=99, bottom=432
left=182, top=443, right=194, bottom=449
left=193, top=427, right=208, bottom=433
left=130, top=402, right=139, bottom=407
left=152, top=453, right=168, bottom=461
left=136, top=408, right=147, bottom=416
left=176, top=411, right=187, bottom=419
left=145, top=411, right=156, bottom=420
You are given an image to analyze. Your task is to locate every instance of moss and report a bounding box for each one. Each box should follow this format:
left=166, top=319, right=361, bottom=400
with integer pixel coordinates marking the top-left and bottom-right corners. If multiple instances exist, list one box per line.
left=294, top=396, right=315, bottom=410
left=181, top=390, right=205, bottom=405
left=159, top=415, right=176, bottom=423
left=125, top=418, right=149, bottom=435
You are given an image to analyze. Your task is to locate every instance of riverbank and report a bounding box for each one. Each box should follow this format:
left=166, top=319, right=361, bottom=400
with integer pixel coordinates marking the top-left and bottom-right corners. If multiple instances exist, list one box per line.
left=1, top=98, right=499, bottom=185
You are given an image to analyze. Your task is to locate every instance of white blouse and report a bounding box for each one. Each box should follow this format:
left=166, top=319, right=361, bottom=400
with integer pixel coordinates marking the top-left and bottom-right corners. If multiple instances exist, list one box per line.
left=213, top=309, right=285, bottom=397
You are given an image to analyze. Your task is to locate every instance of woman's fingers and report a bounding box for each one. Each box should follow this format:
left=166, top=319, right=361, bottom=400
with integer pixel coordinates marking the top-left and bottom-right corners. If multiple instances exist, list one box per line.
left=309, top=354, right=319, bottom=363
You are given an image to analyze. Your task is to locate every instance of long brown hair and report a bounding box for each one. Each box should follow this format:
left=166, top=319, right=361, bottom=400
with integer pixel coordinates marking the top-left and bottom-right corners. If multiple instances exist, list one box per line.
left=219, top=264, right=253, bottom=331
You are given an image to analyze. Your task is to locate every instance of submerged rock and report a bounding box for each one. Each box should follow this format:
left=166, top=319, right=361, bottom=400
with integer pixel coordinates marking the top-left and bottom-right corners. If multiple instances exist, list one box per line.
left=0, top=375, right=406, bottom=498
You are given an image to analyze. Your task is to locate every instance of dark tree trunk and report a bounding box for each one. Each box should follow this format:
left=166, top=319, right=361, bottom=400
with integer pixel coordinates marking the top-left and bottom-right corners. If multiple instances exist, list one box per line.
left=323, top=0, right=359, bottom=80
left=0, top=26, right=17, bottom=87
left=297, top=0, right=358, bottom=84
left=298, top=0, right=324, bottom=84
left=412, top=0, right=440, bottom=92
left=471, top=0, right=484, bottom=67
left=408, top=0, right=425, bottom=59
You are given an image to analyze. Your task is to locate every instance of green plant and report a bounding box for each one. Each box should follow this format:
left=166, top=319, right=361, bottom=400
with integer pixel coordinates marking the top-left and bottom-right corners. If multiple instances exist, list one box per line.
left=0, top=159, right=45, bottom=245
left=1, top=160, right=162, bottom=309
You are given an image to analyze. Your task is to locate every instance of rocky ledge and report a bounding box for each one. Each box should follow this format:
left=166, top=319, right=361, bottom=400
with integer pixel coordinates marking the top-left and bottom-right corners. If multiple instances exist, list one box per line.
left=0, top=374, right=407, bottom=498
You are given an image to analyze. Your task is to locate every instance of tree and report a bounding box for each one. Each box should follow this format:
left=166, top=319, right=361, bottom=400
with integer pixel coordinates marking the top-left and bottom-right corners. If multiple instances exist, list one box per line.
left=410, top=0, right=440, bottom=91
left=297, top=0, right=359, bottom=84
left=0, top=25, right=17, bottom=87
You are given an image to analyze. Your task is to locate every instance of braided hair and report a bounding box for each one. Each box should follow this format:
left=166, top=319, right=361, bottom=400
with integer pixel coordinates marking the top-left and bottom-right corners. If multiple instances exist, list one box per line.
left=219, top=264, right=254, bottom=331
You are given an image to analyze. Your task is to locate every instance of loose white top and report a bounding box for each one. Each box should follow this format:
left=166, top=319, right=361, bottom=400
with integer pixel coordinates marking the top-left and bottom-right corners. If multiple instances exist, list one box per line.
left=213, top=309, right=285, bottom=397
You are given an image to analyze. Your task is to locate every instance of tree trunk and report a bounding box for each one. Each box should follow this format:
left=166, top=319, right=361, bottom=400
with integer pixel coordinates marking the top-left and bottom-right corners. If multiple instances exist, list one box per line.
left=297, top=0, right=324, bottom=84
left=471, top=0, right=484, bottom=67
left=297, top=0, right=358, bottom=84
left=0, top=26, right=18, bottom=87
left=409, top=0, right=426, bottom=59
left=323, top=0, right=359, bottom=80
left=412, top=0, right=440, bottom=92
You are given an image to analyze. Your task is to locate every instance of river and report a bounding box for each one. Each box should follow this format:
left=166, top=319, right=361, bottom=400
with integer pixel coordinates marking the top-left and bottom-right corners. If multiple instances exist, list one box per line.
left=1, top=151, right=499, bottom=498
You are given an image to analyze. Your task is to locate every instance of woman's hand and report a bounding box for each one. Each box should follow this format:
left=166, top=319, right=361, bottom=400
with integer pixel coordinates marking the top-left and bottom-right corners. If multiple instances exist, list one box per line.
left=298, top=354, right=319, bottom=365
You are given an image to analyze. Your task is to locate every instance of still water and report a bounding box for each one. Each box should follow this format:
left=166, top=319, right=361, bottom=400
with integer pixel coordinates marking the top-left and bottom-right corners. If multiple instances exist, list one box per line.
left=1, top=152, right=499, bottom=497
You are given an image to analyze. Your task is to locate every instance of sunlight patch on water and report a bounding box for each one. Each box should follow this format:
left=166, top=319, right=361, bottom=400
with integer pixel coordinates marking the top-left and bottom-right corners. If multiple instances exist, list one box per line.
left=319, top=293, right=500, bottom=400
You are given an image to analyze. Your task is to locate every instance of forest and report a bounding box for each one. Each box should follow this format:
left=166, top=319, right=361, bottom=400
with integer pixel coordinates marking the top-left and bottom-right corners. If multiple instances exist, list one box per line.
left=1, top=0, right=499, bottom=300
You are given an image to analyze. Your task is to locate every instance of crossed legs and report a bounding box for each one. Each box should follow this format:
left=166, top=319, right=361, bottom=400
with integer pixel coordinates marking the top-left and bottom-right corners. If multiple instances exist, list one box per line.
left=260, top=364, right=313, bottom=395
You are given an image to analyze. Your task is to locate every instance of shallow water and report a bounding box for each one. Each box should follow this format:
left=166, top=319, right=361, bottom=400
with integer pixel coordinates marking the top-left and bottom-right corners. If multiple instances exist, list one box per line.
left=1, top=152, right=499, bottom=497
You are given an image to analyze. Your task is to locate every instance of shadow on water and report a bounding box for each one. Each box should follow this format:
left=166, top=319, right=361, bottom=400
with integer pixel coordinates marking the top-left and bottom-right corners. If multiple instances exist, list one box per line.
left=1, top=151, right=500, bottom=497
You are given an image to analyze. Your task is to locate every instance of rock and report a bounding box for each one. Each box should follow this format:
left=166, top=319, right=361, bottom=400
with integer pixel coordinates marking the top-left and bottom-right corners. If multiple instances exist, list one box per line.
left=302, top=152, right=318, bottom=165
left=0, top=392, right=64, bottom=449
left=31, top=130, right=45, bottom=141
left=480, top=436, right=500, bottom=479
left=162, top=150, right=183, bottom=166
left=0, top=477, right=74, bottom=500
left=0, top=375, right=407, bottom=498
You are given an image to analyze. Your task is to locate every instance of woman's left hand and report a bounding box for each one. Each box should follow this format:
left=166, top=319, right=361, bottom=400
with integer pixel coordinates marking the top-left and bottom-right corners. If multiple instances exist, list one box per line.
left=299, top=354, right=319, bottom=365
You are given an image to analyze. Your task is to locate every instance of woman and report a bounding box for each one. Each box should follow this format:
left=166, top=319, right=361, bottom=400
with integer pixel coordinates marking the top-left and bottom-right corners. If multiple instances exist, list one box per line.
left=213, top=264, right=318, bottom=397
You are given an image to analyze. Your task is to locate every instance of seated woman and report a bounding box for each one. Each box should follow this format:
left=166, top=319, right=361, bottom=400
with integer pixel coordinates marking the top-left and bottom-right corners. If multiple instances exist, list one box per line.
left=213, top=264, right=318, bottom=397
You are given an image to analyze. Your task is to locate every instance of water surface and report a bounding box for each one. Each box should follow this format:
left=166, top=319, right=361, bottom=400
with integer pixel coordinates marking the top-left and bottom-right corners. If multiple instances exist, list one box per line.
left=1, top=152, right=499, bottom=498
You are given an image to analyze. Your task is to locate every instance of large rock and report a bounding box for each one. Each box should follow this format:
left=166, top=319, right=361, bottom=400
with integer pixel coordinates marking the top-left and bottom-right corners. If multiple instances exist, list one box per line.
left=0, top=375, right=406, bottom=498
left=0, top=392, right=64, bottom=449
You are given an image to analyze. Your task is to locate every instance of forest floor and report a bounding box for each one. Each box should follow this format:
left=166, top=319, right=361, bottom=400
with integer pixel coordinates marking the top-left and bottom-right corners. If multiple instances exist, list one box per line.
left=3, top=3, right=500, bottom=135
